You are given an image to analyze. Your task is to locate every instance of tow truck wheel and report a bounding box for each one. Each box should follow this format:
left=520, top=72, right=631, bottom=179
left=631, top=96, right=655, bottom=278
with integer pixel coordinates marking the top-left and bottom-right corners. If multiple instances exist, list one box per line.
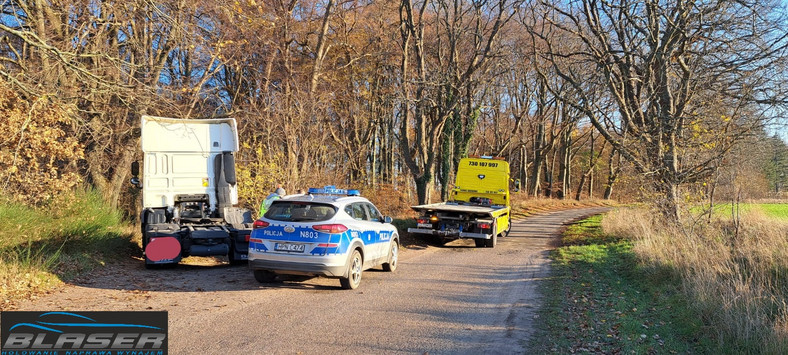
left=502, top=216, right=512, bottom=237
left=382, top=240, right=398, bottom=272
left=485, top=223, right=498, bottom=248
left=474, top=239, right=486, bottom=248
left=254, top=270, right=277, bottom=283
left=340, top=250, right=363, bottom=290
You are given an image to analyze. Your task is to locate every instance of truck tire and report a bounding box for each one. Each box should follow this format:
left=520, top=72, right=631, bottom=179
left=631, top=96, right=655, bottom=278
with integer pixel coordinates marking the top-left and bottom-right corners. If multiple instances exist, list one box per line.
left=382, top=240, right=398, bottom=272
left=340, top=249, right=363, bottom=289
left=228, top=242, right=245, bottom=266
left=474, top=239, right=486, bottom=248
left=485, top=222, right=498, bottom=248
left=502, top=215, right=512, bottom=237
left=254, top=270, right=277, bottom=283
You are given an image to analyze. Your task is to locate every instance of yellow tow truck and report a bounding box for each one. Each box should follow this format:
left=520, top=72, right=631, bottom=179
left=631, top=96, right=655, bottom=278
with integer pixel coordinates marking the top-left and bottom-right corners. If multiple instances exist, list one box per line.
left=408, top=156, right=512, bottom=248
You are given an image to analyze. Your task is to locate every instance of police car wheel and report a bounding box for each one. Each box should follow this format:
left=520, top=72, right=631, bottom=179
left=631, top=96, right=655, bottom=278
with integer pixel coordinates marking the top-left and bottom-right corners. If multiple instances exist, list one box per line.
left=382, top=241, right=398, bottom=272
left=254, top=270, right=277, bottom=283
left=340, top=250, right=363, bottom=289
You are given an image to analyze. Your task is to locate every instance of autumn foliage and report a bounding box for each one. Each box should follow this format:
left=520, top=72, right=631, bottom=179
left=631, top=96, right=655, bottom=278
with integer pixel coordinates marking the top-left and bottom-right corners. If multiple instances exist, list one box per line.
left=0, top=81, right=84, bottom=203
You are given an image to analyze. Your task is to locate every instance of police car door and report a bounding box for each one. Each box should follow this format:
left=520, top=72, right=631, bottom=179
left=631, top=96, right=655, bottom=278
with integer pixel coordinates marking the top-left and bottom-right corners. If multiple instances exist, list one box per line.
left=345, top=203, right=377, bottom=260
left=362, top=203, right=390, bottom=261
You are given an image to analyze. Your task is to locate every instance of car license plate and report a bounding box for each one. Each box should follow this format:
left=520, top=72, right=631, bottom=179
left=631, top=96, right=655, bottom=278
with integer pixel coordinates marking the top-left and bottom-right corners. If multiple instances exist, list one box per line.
left=275, top=243, right=306, bottom=253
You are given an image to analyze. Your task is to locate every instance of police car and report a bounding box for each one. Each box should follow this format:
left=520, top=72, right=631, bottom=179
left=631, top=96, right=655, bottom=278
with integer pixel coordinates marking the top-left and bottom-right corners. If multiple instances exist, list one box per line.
left=248, top=186, right=399, bottom=289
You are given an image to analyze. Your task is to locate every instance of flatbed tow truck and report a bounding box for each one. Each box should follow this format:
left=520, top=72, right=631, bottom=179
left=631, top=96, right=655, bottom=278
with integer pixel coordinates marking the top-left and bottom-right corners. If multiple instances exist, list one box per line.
left=408, top=156, right=512, bottom=248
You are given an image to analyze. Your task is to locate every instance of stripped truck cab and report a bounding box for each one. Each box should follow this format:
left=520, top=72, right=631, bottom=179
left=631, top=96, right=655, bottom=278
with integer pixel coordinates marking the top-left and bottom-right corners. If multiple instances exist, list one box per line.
left=131, top=115, right=253, bottom=268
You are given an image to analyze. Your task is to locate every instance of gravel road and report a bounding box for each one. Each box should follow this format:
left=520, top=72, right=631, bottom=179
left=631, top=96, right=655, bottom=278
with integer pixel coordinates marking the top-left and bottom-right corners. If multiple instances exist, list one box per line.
left=12, top=207, right=610, bottom=354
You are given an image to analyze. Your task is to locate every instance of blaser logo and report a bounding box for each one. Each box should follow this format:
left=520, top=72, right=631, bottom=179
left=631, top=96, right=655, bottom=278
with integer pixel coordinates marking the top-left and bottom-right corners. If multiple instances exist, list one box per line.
left=1, top=311, right=167, bottom=354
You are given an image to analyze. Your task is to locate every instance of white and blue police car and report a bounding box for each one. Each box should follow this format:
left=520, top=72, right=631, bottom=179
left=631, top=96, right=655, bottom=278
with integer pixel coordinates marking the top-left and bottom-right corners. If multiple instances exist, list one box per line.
left=248, top=186, right=399, bottom=289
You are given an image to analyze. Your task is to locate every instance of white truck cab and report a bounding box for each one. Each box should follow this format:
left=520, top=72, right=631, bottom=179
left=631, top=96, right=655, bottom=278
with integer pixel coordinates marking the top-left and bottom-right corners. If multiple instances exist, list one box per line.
left=130, top=115, right=252, bottom=268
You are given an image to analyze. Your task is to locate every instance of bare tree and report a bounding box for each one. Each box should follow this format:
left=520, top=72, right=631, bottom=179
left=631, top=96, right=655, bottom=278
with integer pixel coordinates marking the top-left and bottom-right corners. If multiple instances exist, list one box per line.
left=529, top=0, right=788, bottom=219
left=398, top=0, right=517, bottom=204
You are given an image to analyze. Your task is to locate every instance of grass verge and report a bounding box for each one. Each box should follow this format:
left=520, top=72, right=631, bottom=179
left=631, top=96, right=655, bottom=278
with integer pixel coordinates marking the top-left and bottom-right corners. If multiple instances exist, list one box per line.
left=530, top=214, right=711, bottom=354
left=0, top=190, right=135, bottom=309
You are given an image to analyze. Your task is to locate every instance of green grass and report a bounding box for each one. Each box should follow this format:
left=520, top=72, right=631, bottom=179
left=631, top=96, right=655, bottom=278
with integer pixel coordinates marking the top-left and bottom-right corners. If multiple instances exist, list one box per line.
left=755, top=203, right=788, bottom=219
left=530, top=215, right=712, bottom=354
left=0, top=189, right=135, bottom=306
left=697, top=202, right=788, bottom=220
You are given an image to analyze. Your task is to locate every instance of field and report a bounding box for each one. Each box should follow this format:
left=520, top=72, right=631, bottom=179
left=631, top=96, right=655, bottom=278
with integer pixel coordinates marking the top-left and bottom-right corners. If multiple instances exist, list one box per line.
left=701, top=202, right=788, bottom=220
left=756, top=203, right=788, bottom=219
left=532, top=203, right=788, bottom=353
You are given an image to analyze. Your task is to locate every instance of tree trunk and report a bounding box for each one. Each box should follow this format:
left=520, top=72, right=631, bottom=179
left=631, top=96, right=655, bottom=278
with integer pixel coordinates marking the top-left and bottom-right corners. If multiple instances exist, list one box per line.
left=414, top=174, right=432, bottom=206
left=530, top=121, right=544, bottom=197
left=603, top=148, right=621, bottom=200
left=575, top=173, right=587, bottom=201
left=558, top=129, right=571, bottom=199
left=519, top=144, right=527, bottom=193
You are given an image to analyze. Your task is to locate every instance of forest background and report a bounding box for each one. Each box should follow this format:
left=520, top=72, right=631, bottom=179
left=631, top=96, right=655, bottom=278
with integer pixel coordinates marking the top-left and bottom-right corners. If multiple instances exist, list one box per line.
left=0, top=0, right=787, bottom=220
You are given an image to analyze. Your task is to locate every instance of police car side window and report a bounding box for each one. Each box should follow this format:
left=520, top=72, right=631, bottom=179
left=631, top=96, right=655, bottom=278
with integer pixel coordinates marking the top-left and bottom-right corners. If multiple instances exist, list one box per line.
left=351, top=203, right=368, bottom=221
left=365, top=203, right=381, bottom=222
left=344, top=205, right=354, bottom=218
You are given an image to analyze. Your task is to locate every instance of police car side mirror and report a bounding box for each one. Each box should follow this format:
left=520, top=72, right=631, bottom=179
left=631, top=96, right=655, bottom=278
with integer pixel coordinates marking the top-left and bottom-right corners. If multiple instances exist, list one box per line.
left=382, top=216, right=393, bottom=224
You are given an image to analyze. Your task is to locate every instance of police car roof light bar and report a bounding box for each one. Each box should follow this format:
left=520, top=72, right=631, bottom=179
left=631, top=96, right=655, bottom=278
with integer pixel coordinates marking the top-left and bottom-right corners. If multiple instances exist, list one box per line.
left=308, top=185, right=360, bottom=196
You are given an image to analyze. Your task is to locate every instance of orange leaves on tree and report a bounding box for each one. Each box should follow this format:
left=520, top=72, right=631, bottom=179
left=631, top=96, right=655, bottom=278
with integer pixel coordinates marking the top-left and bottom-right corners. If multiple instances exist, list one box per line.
left=0, top=81, right=85, bottom=204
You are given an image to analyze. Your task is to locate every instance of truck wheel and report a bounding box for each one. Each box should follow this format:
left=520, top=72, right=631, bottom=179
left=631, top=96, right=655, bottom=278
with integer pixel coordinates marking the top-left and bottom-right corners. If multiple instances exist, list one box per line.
left=228, top=243, right=245, bottom=266
left=253, top=270, right=277, bottom=283
left=485, top=225, right=498, bottom=248
left=474, top=239, right=486, bottom=248
left=382, top=240, right=398, bottom=272
left=502, top=215, right=512, bottom=237
left=340, top=250, right=363, bottom=289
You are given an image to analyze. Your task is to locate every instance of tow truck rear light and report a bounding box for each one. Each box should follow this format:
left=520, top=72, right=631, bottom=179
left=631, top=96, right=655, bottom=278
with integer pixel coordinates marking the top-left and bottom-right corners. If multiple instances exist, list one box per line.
left=479, top=222, right=491, bottom=229
left=312, top=224, right=348, bottom=234
left=417, top=218, right=429, bottom=224
left=253, top=220, right=269, bottom=229
left=430, top=216, right=439, bottom=222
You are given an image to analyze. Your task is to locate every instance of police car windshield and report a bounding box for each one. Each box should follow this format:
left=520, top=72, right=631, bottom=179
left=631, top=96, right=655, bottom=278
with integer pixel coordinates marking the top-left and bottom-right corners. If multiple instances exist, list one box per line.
left=264, top=201, right=337, bottom=222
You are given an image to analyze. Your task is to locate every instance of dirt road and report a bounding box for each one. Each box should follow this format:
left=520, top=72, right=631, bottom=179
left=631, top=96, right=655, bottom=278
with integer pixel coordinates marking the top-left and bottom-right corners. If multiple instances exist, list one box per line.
left=12, top=207, right=609, bottom=354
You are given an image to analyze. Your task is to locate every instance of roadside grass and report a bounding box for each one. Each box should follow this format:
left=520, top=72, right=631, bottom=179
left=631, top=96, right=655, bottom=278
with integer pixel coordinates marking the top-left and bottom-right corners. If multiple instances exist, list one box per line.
left=0, top=190, right=135, bottom=308
left=602, top=207, right=788, bottom=353
left=531, top=215, right=710, bottom=354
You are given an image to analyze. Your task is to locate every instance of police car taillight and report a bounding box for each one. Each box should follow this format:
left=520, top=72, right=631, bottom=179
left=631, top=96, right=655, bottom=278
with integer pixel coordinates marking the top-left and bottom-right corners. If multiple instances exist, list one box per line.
left=312, top=224, right=348, bottom=233
left=253, top=220, right=269, bottom=229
